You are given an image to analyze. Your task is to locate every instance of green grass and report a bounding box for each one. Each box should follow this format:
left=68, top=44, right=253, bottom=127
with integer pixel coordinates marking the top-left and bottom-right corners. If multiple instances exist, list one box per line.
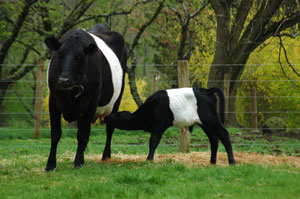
left=0, top=126, right=300, bottom=198
left=1, top=159, right=300, bottom=199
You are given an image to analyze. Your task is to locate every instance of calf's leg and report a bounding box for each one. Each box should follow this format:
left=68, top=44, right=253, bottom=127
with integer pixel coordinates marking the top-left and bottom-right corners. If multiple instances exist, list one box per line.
left=147, top=131, right=163, bottom=161
left=215, top=124, right=235, bottom=165
left=201, top=125, right=219, bottom=165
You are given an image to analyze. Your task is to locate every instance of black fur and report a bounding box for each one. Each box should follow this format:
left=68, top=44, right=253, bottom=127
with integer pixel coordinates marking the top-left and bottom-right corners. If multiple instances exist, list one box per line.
left=45, top=24, right=127, bottom=171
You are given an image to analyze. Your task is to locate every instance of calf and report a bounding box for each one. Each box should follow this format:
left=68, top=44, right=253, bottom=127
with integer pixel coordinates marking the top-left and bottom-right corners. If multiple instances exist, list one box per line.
left=104, top=87, right=235, bottom=165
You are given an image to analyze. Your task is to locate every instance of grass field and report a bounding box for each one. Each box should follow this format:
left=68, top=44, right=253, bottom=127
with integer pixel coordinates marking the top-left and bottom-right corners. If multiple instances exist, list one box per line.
left=0, top=126, right=300, bottom=198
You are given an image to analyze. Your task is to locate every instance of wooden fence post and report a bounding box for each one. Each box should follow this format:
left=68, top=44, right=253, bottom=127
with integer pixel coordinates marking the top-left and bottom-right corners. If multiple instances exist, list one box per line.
left=251, top=86, right=259, bottom=133
left=177, top=60, right=190, bottom=153
left=34, top=60, right=45, bottom=139
left=223, top=73, right=230, bottom=125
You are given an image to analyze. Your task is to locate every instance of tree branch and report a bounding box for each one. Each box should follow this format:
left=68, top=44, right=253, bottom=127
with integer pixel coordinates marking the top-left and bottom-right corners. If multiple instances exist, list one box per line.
left=0, top=0, right=38, bottom=76
left=76, top=0, right=153, bottom=25
left=278, top=35, right=300, bottom=78
left=229, top=0, right=253, bottom=48
left=128, top=0, right=165, bottom=58
left=127, top=0, right=165, bottom=108
left=14, top=91, right=34, bottom=119
left=190, top=2, right=208, bottom=18
left=171, top=7, right=184, bottom=25
left=58, top=0, right=96, bottom=38
left=8, top=46, right=31, bottom=77
left=128, top=53, right=143, bottom=107
left=246, top=1, right=283, bottom=43
left=261, top=13, right=300, bottom=42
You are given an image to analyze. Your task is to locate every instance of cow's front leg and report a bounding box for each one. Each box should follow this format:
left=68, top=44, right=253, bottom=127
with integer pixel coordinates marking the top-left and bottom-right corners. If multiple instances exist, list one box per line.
left=102, top=124, right=114, bottom=160
left=45, top=100, right=62, bottom=171
left=74, top=116, right=92, bottom=169
left=74, top=107, right=96, bottom=169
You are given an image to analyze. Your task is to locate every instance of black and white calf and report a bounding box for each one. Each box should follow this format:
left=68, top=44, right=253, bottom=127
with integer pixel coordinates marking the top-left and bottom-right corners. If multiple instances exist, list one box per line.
left=104, top=87, right=235, bottom=165
left=45, top=24, right=127, bottom=171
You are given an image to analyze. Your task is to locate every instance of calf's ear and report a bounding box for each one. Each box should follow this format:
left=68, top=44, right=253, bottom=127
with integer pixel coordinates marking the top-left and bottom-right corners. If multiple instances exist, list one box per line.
left=84, top=43, right=98, bottom=56
left=45, top=36, right=61, bottom=51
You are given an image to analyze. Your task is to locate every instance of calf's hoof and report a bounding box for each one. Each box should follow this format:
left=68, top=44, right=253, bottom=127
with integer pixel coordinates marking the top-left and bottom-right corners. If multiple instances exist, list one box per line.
left=101, top=151, right=111, bottom=161
left=101, top=155, right=111, bottom=161
left=102, top=152, right=111, bottom=161
left=146, top=157, right=154, bottom=161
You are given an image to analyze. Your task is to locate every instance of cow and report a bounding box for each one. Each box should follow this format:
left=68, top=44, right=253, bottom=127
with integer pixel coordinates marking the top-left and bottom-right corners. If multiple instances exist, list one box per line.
left=104, top=87, right=235, bottom=165
left=44, top=24, right=127, bottom=171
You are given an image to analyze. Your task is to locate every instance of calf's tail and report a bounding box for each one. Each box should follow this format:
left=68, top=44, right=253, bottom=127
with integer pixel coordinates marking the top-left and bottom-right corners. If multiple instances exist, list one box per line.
left=209, top=87, right=225, bottom=124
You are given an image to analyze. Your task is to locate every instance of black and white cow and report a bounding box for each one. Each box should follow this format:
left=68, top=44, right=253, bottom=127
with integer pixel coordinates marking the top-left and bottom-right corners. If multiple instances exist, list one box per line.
left=104, top=87, right=235, bottom=165
left=44, top=24, right=127, bottom=171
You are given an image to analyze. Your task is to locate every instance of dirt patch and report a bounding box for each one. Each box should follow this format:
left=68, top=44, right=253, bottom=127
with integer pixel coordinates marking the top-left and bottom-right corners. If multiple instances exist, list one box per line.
left=88, top=152, right=300, bottom=168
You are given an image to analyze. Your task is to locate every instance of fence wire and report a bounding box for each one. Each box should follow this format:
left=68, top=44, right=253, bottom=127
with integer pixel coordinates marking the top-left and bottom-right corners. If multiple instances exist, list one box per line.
left=0, top=63, right=300, bottom=139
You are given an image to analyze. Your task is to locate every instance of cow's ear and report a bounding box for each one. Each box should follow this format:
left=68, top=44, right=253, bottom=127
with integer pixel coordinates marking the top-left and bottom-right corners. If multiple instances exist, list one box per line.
left=84, top=43, right=98, bottom=55
left=45, top=36, right=61, bottom=51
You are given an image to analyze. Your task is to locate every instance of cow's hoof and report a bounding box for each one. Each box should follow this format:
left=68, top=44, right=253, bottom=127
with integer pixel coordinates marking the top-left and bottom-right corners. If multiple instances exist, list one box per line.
left=74, top=164, right=84, bottom=169
left=210, top=160, right=216, bottom=165
left=45, top=165, right=56, bottom=172
left=229, top=161, right=236, bottom=166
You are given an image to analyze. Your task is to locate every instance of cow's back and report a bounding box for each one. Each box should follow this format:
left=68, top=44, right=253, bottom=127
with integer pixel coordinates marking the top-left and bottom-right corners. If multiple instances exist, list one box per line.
left=88, top=24, right=127, bottom=70
left=167, top=88, right=202, bottom=127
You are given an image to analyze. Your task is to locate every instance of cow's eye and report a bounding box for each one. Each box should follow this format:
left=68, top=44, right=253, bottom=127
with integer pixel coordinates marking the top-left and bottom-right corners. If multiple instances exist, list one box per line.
left=58, top=52, right=64, bottom=59
left=76, top=53, right=84, bottom=60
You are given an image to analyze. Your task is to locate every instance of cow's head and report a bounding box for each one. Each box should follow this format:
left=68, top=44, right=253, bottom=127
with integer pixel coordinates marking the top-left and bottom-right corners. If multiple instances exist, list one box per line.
left=45, top=33, right=98, bottom=90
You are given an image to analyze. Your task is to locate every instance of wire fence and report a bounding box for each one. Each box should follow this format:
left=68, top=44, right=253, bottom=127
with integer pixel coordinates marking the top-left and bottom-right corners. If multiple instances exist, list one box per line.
left=0, top=63, right=300, bottom=141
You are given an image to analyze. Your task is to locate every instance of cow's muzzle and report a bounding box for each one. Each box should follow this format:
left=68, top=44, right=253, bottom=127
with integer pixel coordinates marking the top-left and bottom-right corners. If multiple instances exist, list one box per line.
left=58, top=76, right=71, bottom=88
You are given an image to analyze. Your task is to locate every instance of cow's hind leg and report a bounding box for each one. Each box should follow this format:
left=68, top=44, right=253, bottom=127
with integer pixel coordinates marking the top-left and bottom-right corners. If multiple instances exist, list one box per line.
left=45, top=101, right=62, bottom=171
left=102, top=125, right=114, bottom=160
left=201, top=125, right=219, bottom=165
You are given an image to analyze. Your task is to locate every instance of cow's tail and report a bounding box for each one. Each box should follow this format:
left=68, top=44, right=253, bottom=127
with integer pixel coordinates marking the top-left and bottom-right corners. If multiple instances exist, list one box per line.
left=209, top=87, right=225, bottom=124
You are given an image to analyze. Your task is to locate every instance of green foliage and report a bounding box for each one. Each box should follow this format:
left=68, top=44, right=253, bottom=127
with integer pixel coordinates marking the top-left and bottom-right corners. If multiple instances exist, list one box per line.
left=118, top=74, right=148, bottom=112
left=264, top=116, right=287, bottom=133
left=236, top=36, right=300, bottom=129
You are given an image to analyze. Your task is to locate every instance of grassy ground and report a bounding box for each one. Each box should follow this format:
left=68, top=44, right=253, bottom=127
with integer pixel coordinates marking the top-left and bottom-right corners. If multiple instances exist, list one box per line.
left=0, top=126, right=300, bottom=198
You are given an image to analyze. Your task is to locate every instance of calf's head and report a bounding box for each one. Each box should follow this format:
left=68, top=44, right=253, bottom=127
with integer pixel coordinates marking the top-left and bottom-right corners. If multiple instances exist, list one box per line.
left=45, top=34, right=98, bottom=89
left=104, top=111, right=134, bottom=130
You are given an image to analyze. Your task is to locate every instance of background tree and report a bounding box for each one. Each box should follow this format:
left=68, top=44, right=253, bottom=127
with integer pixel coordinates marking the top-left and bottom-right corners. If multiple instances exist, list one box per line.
left=126, top=0, right=166, bottom=107
left=207, top=0, right=300, bottom=125
left=149, top=0, right=208, bottom=89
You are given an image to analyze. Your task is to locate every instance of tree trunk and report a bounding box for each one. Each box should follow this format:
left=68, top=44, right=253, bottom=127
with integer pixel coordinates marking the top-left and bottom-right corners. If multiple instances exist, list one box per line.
left=0, top=83, right=9, bottom=126
left=207, top=0, right=292, bottom=126
left=128, top=54, right=143, bottom=107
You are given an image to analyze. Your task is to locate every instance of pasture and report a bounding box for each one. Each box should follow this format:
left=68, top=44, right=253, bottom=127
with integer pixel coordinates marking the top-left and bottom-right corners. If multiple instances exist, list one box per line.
left=1, top=126, right=300, bottom=199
